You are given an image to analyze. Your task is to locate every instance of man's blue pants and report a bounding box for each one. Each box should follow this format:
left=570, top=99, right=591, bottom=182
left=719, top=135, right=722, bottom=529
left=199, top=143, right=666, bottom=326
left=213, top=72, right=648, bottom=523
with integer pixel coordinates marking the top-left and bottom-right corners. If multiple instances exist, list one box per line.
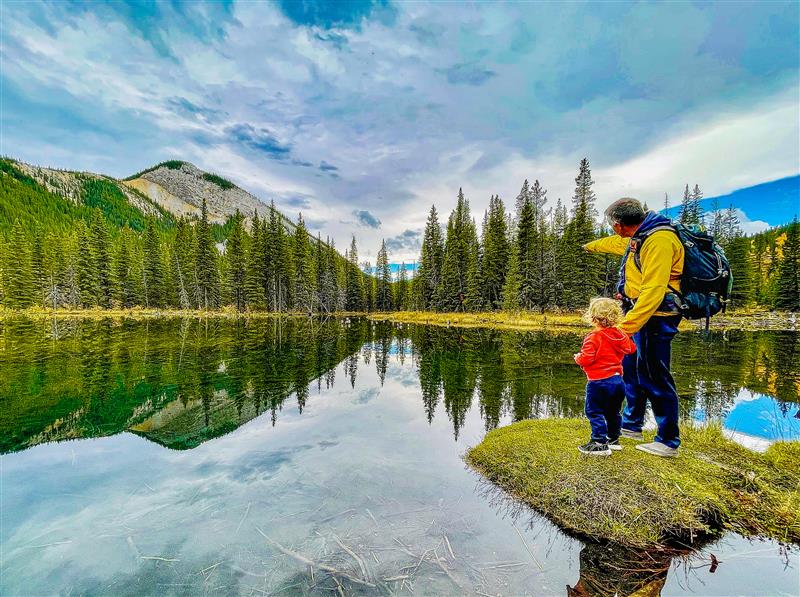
left=585, top=375, right=625, bottom=442
left=621, top=314, right=682, bottom=449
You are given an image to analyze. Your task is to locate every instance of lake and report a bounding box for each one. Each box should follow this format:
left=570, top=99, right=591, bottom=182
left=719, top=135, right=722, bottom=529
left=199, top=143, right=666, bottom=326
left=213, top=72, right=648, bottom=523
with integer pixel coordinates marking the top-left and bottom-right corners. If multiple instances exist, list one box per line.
left=1, top=317, right=798, bottom=595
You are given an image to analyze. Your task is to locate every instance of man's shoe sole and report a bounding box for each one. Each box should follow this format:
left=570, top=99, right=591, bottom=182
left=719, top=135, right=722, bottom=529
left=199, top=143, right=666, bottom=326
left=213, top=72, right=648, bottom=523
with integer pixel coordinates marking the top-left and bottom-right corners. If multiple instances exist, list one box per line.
left=635, top=443, right=678, bottom=458
left=608, top=444, right=623, bottom=451
left=577, top=448, right=612, bottom=456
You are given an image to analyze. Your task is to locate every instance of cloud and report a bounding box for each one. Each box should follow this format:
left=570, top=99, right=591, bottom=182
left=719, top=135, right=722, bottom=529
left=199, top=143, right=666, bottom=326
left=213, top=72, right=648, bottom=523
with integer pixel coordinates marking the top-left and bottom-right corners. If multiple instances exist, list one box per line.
left=3, top=0, right=797, bottom=263
left=319, top=160, right=338, bottom=172
left=385, top=229, right=421, bottom=254
left=352, top=210, right=381, bottom=229
left=440, top=62, right=496, bottom=86
left=225, top=123, right=292, bottom=159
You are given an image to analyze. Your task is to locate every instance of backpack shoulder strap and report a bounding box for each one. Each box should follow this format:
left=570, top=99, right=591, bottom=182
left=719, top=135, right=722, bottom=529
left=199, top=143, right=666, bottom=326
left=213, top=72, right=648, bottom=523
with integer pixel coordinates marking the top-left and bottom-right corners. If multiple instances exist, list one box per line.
left=630, top=224, right=676, bottom=271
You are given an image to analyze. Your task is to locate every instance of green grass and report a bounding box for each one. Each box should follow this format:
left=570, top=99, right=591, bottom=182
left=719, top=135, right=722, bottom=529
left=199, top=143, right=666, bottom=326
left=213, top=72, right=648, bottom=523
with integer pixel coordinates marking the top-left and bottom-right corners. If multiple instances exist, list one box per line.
left=466, top=418, right=799, bottom=548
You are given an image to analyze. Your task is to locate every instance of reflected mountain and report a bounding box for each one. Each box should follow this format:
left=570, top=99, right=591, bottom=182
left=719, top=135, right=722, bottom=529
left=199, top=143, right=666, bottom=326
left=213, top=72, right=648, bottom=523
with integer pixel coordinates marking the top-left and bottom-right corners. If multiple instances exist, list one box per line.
left=0, top=317, right=797, bottom=454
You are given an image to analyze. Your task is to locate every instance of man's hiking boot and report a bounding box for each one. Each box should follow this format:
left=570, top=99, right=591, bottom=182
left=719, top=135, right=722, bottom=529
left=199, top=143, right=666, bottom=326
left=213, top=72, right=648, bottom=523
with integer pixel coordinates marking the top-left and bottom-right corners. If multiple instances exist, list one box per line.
left=578, top=440, right=611, bottom=456
left=607, top=438, right=623, bottom=451
left=620, top=428, right=644, bottom=441
left=636, top=442, right=678, bottom=458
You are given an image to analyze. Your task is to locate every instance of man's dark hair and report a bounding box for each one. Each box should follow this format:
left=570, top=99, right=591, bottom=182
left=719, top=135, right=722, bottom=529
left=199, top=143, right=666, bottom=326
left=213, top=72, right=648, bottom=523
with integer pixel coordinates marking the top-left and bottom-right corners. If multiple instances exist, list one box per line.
left=604, top=197, right=646, bottom=227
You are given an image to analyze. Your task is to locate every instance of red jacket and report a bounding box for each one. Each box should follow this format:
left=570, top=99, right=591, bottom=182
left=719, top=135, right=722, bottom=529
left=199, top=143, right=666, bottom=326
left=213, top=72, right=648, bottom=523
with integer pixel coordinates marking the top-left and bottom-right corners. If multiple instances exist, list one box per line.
left=574, top=327, right=637, bottom=381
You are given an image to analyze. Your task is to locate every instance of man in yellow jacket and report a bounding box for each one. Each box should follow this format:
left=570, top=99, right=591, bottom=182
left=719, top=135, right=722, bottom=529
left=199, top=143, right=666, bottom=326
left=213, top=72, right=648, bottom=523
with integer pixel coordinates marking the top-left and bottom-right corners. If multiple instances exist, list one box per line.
left=583, top=198, right=684, bottom=457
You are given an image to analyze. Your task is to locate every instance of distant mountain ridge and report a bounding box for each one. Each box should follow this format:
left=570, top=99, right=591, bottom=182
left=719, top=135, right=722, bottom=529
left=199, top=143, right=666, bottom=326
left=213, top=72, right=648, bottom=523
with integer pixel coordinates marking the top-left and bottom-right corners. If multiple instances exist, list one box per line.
left=663, top=175, right=799, bottom=227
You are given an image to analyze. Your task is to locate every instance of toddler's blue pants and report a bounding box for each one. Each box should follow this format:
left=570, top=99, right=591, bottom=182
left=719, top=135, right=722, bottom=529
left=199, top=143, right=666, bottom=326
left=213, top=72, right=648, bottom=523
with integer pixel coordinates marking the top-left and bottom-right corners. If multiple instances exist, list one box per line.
left=585, top=375, right=625, bottom=442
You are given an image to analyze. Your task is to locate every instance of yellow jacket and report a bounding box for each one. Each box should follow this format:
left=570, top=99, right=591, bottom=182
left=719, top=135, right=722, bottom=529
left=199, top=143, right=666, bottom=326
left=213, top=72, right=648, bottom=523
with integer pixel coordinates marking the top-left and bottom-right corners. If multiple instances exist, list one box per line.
left=583, top=231, right=684, bottom=334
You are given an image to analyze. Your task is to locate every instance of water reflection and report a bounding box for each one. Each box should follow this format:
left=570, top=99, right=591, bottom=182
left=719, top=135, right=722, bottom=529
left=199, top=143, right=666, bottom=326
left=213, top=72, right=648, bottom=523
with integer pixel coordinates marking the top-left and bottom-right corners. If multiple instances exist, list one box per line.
left=0, top=317, right=797, bottom=595
left=1, top=317, right=797, bottom=454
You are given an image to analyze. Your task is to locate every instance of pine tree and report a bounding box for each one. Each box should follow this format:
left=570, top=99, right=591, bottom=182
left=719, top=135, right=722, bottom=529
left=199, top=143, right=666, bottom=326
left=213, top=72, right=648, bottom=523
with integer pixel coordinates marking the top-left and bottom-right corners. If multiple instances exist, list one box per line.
left=727, top=233, right=754, bottom=308
left=415, top=206, right=444, bottom=310
left=514, top=179, right=530, bottom=227
left=227, top=210, right=247, bottom=312
left=775, top=219, right=800, bottom=311
left=464, top=233, right=484, bottom=311
left=293, top=213, right=314, bottom=313
left=395, top=262, right=409, bottom=311
left=196, top=198, right=219, bottom=309
left=4, top=220, right=35, bottom=308
left=362, top=260, right=375, bottom=311
left=481, top=195, right=509, bottom=308
left=345, top=236, right=365, bottom=311
left=376, top=240, right=392, bottom=311
left=172, top=218, right=194, bottom=309
left=551, top=198, right=569, bottom=306
left=516, top=189, right=537, bottom=309
left=561, top=159, right=602, bottom=308
left=142, top=218, right=164, bottom=308
left=245, top=212, right=266, bottom=309
left=90, top=209, right=112, bottom=308
left=434, top=189, right=475, bottom=311
left=76, top=220, right=99, bottom=307
left=501, top=242, right=521, bottom=310
left=31, top=229, right=45, bottom=306
left=113, top=229, right=135, bottom=308
left=691, top=184, right=704, bottom=226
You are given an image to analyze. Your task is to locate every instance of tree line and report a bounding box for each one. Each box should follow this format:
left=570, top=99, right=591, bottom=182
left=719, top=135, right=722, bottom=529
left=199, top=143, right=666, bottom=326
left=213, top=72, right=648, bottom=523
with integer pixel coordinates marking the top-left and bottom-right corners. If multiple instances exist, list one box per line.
left=1, top=156, right=798, bottom=312
left=405, top=159, right=799, bottom=312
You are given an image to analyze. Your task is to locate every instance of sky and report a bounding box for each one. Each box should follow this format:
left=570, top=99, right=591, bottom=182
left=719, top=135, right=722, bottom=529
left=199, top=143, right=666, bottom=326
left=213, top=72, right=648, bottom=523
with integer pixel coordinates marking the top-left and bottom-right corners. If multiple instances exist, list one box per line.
left=2, top=0, right=798, bottom=262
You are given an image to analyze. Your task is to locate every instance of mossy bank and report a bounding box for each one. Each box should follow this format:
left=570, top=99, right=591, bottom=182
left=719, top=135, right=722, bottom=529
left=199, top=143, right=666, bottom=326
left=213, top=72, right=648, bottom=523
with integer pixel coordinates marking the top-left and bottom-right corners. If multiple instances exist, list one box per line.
left=466, top=418, right=800, bottom=549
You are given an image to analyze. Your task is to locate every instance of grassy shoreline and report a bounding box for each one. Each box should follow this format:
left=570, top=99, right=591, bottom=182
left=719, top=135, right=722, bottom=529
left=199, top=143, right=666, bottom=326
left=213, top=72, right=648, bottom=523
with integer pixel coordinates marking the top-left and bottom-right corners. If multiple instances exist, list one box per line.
left=466, top=418, right=800, bottom=549
left=369, top=309, right=798, bottom=332
left=0, top=307, right=795, bottom=331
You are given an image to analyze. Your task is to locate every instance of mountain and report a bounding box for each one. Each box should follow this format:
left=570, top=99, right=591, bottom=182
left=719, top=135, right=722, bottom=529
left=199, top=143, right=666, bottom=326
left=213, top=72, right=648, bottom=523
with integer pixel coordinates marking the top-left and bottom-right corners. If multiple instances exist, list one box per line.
left=124, top=160, right=270, bottom=224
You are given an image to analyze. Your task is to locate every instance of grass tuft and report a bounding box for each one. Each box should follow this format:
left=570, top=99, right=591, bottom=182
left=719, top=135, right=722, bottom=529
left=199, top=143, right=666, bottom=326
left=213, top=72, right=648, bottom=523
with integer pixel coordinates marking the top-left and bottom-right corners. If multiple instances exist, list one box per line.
left=466, top=418, right=799, bottom=548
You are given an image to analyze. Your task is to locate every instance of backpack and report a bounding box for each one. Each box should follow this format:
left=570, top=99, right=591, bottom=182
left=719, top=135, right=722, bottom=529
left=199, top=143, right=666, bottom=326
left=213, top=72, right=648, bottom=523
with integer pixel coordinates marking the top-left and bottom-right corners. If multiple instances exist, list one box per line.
left=630, top=222, right=733, bottom=330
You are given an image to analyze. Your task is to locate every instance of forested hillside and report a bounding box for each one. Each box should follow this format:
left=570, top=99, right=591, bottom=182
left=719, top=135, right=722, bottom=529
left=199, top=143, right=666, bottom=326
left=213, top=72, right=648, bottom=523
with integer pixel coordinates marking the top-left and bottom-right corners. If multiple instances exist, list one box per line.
left=0, top=158, right=368, bottom=313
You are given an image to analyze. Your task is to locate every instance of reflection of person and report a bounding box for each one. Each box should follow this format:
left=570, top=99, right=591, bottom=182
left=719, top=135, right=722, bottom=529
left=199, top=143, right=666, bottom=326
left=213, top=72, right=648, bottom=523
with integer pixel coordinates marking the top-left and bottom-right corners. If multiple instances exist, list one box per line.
left=574, top=298, right=637, bottom=455
left=566, top=541, right=669, bottom=597
left=583, top=198, right=685, bottom=458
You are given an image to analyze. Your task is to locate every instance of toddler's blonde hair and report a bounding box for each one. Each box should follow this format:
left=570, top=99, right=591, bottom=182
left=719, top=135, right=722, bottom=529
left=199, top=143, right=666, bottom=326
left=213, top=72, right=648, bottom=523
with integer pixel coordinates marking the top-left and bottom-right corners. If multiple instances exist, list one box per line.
left=583, top=297, right=623, bottom=328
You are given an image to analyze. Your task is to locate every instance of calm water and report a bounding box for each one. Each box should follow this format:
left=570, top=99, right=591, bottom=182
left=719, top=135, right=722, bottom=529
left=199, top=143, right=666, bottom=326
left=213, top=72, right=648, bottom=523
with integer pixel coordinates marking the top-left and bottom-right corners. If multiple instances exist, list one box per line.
left=0, top=317, right=798, bottom=596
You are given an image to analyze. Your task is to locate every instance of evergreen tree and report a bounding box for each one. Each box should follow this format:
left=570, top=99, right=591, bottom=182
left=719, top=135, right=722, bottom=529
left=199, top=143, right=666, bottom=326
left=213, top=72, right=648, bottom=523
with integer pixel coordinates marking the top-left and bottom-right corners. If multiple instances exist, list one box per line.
left=481, top=195, right=509, bottom=308
left=362, top=260, right=375, bottom=311
left=415, top=206, right=444, bottom=310
left=434, top=189, right=476, bottom=311
left=4, top=220, right=35, bottom=308
left=245, top=213, right=266, bottom=309
left=501, top=242, right=521, bottom=310
left=76, top=220, right=100, bottom=307
left=395, top=262, right=409, bottom=311
left=31, top=229, right=45, bottom=306
left=172, top=218, right=194, bottom=309
left=691, top=184, right=704, bottom=225
left=227, top=210, right=247, bottom=312
left=561, top=159, right=602, bottom=308
left=775, top=219, right=800, bottom=311
left=345, top=236, right=365, bottom=311
left=375, top=240, right=392, bottom=311
left=293, top=213, right=314, bottom=313
left=464, top=232, right=484, bottom=311
left=516, top=189, right=537, bottom=309
left=143, top=218, right=164, bottom=308
left=727, top=233, right=754, bottom=308
left=90, top=209, right=112, bottom=308
left=196, top=198, right=219, bottom=309
left=113, top=229, right=136, bottom=308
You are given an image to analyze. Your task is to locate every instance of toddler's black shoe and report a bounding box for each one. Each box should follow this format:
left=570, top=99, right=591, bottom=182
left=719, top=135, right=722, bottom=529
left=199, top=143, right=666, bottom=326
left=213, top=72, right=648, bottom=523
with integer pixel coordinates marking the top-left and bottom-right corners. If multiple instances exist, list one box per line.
left=578, top=440, right=611, bottom=456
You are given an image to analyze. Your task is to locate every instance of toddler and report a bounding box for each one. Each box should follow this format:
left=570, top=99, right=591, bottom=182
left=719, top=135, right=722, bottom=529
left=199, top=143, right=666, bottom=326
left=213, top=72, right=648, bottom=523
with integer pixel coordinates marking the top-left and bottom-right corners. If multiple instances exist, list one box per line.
left=574, top=298, right=637, bottom=455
